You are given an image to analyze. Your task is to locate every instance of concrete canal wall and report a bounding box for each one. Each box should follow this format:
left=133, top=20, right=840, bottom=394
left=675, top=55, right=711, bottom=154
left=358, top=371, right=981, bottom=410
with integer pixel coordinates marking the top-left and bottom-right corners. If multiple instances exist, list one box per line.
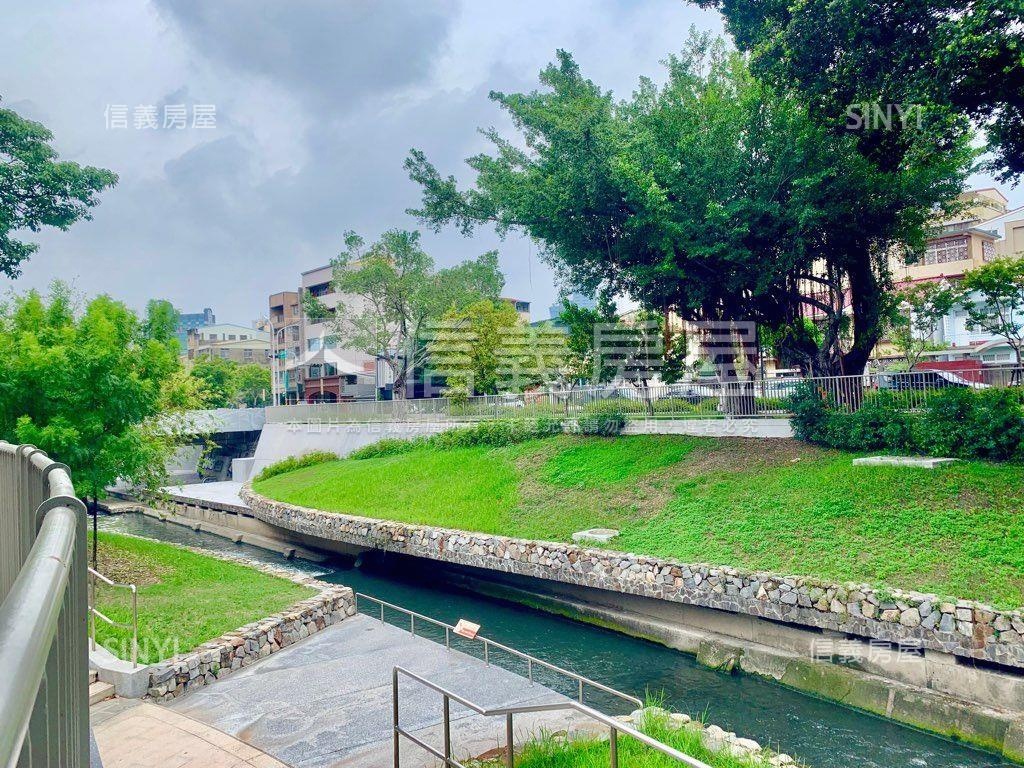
left=235, top=487, right=1024, bottom=760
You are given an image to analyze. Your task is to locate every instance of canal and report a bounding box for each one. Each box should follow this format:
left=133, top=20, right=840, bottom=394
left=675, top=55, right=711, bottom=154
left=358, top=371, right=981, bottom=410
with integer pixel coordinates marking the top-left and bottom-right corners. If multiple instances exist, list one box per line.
left=98, top=512, right=1011, bottom=768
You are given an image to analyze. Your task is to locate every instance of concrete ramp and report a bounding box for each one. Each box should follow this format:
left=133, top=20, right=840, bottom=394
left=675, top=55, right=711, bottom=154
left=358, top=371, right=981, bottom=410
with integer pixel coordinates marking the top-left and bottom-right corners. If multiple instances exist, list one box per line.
left=166, top=614, right=584, bottom=768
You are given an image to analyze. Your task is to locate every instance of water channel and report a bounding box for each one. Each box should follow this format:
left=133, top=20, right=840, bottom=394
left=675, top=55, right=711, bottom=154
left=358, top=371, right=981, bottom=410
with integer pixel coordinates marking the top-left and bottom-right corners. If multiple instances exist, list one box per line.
left=98, top=512, right=1013, bottom=768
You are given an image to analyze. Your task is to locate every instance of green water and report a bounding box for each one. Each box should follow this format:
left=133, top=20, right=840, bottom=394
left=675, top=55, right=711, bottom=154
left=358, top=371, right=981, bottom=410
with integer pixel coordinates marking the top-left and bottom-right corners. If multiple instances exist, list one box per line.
left=99, top=513, right=1013, bottom=768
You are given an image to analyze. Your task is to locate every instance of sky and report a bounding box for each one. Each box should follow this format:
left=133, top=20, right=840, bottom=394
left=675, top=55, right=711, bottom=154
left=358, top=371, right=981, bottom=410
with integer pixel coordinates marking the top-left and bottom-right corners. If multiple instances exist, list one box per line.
left=1, top=1, right=1020, bottom=325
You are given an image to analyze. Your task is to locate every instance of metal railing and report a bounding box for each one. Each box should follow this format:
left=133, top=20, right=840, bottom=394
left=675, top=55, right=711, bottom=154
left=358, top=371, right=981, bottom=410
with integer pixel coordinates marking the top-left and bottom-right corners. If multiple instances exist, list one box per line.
left=88, top=567, right=139, bottom=669
left=0, top=443, right=88, bottom=768
left=264, top=366, right=1023, bottom=424
left=392, top=666, right=712, bottom=768
left=355, top=593, right=642, bottom=710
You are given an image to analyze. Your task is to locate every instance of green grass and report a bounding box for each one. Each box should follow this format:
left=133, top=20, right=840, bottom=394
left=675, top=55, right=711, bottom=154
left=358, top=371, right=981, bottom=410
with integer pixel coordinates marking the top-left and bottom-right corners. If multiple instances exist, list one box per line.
left=90, top=532, right=316, bottom=664
left=254, top=435, right=1024, bottom=609
left=483, top=712, right=770, bottom=768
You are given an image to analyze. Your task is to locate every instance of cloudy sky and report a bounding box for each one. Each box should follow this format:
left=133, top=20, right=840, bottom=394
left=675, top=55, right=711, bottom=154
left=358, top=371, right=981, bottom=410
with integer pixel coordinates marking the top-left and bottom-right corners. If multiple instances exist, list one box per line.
left=1, top=1, right=1019, bottom=324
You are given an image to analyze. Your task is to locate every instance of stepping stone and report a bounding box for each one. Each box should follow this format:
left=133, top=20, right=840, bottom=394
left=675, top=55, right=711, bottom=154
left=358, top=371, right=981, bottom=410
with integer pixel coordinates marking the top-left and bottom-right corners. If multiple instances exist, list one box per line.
left=571, top=528, right=619, bottom=544
left=852, top=456, right=957, bottom=469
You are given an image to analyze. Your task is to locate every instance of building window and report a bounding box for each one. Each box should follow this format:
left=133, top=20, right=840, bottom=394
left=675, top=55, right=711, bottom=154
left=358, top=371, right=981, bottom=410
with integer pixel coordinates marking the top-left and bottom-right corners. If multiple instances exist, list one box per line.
left=243, top=349, right=253, bottom=362
left=923, top=237, right=969, bottom=266
left=307, top=282, right=331, bottom=298
left=228, top=334, right=236, bottom=340
left=308, top=364, right=321, bottom=379
left=307, top=338, right=322, bottom=353
left=983, top=241, right=996, bottom=262
left=323, top=363, right=338, bottom=377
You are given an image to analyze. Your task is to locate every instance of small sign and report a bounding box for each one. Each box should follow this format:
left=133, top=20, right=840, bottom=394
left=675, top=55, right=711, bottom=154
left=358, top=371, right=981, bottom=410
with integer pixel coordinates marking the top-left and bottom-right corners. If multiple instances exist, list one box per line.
left=454, top=619, right=480, bottom=640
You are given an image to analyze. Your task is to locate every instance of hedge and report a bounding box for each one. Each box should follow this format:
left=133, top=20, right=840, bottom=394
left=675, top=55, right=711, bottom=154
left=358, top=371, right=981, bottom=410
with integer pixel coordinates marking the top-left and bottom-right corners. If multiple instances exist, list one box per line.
left=789, top=381, right=1024, bottom=461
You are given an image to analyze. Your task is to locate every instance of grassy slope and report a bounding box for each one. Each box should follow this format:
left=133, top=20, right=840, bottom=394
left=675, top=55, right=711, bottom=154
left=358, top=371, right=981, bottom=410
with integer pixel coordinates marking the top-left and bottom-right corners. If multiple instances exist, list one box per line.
left=254, top=436, right=1024, bottom=608
left=91, top=532, right=316, bottom=664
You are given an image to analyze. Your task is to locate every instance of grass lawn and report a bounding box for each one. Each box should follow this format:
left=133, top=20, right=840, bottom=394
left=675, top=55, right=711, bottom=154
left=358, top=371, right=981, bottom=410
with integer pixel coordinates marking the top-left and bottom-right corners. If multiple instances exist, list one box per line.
left=253, top=435, right=1024, bottom=609
left=90, top=532, right=316, bottom=664
left=484, top=713, right=770, bottom=768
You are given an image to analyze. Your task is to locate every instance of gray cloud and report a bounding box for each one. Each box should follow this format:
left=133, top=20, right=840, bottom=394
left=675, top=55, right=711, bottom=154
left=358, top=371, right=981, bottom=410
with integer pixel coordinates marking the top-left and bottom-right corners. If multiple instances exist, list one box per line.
left=151, top=0, right=457, bottom=115
left=5, top=0, right=1011, bottom=327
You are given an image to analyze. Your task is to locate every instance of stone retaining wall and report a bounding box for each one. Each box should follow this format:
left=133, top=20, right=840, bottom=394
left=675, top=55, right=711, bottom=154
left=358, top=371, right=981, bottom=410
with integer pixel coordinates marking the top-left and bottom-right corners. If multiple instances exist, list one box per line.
left=241, top=487, right=1024, bottom=670
left=147, top=560, right=355, bottom=701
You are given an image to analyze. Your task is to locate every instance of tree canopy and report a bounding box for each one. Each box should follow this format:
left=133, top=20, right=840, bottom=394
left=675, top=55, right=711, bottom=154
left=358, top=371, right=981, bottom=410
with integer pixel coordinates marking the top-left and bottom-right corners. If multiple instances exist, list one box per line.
left=407, top=36, right=972, bottom=375
left=0, top=101, right=118, bottom=277
left=0, top=284, right=200, bottom=505
left=959, top=257, right=1024, bottom=368
left=696, top=0, right=1022, bottom=182
left=311, top=228, right=505, bottom=397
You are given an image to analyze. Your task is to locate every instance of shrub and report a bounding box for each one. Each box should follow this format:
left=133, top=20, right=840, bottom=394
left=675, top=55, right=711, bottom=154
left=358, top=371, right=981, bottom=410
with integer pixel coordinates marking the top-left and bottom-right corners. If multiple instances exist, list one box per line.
left=789, top=379, right=1024, bottom=461
left=347, top=418, right=564, bottom=460
left=788, top=381, right=832, bottom=444
left=254, top=451, right=338, bottom=482
left=577, top=409, right=626, bottom=436
left=918, top=387, right=1024, bottom=461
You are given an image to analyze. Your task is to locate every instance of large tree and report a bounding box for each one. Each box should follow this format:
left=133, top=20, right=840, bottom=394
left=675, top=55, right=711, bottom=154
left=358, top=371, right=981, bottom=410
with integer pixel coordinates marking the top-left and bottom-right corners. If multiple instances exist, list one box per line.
left=0, top=285, right=201, bottom=564
left=407, top=36, right=971, bottom=376
left=697, top=0, right=1023, bottom=182
left=309, top=229, right=505, bottom=398
left=0, top=101, right=118, bottom=276
left=959, top=257, right=1024, bottom=370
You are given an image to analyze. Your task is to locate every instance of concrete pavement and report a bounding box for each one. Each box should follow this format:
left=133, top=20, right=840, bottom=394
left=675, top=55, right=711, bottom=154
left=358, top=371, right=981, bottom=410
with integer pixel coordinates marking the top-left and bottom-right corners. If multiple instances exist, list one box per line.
left=166, top=614, right=584, bottom=768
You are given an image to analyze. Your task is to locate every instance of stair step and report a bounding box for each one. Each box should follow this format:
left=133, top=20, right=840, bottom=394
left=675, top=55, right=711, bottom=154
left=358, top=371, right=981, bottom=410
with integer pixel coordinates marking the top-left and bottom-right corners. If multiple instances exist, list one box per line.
left=88, top=669, right=98, bottom=684
left=88, top=681, right=115, bottom=705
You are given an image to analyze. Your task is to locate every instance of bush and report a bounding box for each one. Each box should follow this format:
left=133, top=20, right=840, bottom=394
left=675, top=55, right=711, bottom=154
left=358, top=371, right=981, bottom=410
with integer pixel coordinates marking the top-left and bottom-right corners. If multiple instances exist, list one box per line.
left=789, top=380, right=1024, bottom=461
left=577, top=409, right=626, bottom=436
left=918, top=387, right=1024, bottom=461
left=347, top=418, right=565, bottom=460
left=788, top=381, right=832, bottom=444
left=254, top=451, right=339, bottom=482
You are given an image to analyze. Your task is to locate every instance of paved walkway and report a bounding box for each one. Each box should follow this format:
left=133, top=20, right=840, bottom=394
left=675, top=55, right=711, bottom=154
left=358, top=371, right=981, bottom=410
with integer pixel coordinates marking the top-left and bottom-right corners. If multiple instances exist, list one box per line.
left=92, top=698, right=287, bottom=768
left=163, top=480, right=246, bottom=507
left=166, top=614, right=584, bottom=768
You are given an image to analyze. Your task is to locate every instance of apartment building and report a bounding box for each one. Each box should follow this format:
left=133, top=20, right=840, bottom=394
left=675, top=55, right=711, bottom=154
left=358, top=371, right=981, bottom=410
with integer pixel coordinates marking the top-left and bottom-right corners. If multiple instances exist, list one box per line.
left=268, top=291, right=304, bottom=403
left=186, top=323, right=271, bottom=365
left=299, top=264, right=376, bottom=403
left=880, top=188, right=1024, bottom=366
left=266, top=267, right=377, bottom=405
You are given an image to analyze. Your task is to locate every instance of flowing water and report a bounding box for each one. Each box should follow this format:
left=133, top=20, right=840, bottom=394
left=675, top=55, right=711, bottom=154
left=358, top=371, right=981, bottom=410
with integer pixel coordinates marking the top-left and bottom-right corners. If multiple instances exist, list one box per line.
left=98, top=513, right=1013, bottom=768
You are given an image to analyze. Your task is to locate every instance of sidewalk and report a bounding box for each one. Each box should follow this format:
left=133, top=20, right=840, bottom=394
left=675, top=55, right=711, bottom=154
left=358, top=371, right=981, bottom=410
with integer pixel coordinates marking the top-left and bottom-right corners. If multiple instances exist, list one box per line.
left=92, top=698, right=287, bottom=768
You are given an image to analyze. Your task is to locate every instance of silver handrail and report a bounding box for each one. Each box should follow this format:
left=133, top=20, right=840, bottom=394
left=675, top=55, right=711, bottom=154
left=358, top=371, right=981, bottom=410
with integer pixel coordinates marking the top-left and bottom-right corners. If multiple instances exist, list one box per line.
left=0, top=443, right=89, bottom=768
left=392, top=666, right=712, bottom=768
left=355, top=592, right=641, bottom=710
left=88, top=566, right=139, bottom=669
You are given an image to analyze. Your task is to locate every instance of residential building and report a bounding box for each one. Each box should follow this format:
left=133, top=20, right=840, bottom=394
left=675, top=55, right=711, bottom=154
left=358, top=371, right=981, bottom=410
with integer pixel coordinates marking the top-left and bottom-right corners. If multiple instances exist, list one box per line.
left=502, top=297, right=531, bottom=323
left=878, top=188, right=1024, bottom=367
left=175, top=307, right=215, bottom=349
left=268, top=291, right=304, bottom=403
left=266, top=267, right=377, bottom=405
left=299, top=264, right=376, bottom=402
left=186, top=323, right=271, bottom=366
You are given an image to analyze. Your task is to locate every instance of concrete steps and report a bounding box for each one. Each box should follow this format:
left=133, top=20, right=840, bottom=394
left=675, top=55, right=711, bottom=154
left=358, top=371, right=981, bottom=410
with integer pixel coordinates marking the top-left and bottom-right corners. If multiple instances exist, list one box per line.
left=89, top=680, right=115, bottom=705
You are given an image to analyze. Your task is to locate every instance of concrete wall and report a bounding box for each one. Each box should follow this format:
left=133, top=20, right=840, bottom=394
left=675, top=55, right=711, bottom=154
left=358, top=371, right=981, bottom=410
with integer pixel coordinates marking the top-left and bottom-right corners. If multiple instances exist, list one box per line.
left=250, top=421, right=462, bottom=475
left=251, top=418, right=794, bottom=475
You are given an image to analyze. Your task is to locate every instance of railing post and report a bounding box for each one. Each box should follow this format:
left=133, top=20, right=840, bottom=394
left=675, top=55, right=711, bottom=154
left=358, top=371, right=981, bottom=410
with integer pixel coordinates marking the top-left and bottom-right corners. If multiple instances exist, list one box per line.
left=392, top=667, right=400, bottom=768
left=609, top=726, right=618, bottom=768
left=131, top=584, right=139, bottom=669
left=505, top=713, right=514, bottom=768
left=442, top=694, right=451, bottom=764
